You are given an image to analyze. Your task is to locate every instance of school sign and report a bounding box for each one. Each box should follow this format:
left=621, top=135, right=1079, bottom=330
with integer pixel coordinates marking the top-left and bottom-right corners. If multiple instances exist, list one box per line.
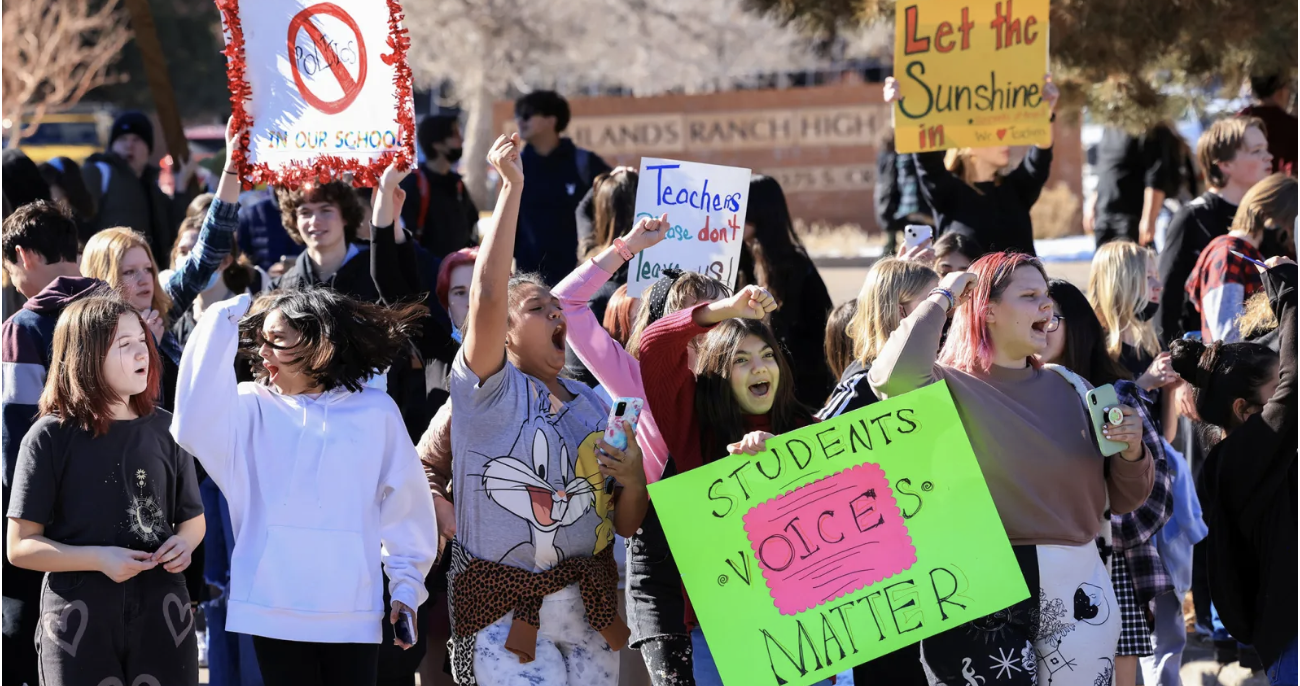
left=647, top=382, right=1030, bottom=686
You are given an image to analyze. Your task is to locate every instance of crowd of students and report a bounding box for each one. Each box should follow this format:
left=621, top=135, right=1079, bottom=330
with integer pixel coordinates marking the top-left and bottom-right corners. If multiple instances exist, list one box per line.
left=0, top=76, right=1294, bottom=686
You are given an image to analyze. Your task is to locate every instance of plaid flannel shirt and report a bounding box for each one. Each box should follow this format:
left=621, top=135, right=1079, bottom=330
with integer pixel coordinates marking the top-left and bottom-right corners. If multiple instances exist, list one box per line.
left=157, top=197, right=239, bottom=365
left=1112, top=380, right=1175, bottom=604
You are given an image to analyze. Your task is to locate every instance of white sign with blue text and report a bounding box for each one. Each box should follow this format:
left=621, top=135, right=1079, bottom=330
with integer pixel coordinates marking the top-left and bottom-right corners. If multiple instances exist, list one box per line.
left=628, top=157, right=752, bottom=298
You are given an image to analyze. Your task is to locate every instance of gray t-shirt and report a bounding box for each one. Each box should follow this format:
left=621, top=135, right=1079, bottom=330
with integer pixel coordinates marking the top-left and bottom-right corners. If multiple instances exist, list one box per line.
left=451, top=351, right=613, bottom=578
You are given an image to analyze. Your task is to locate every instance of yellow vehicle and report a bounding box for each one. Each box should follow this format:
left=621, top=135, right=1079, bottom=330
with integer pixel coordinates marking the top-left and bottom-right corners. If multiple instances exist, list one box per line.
left=10, top=113, right=105, bottom=164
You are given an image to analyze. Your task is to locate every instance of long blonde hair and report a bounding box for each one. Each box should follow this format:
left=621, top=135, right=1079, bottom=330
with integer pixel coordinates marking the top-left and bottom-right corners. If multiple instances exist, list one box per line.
left=81, top=227, right=173, bottom=321
left=848, top=258, right=938, bottom=365
left=1088, top=241, right=1159, bottom=359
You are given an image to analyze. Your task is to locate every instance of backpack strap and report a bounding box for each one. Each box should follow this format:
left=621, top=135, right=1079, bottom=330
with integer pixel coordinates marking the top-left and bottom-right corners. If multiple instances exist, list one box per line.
left=416, top=169, right=430, bottom=239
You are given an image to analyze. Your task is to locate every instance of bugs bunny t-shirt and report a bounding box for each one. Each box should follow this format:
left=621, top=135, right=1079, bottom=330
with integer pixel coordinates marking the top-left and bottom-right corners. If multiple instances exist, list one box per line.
left=450, top=352, right=614, bottom=584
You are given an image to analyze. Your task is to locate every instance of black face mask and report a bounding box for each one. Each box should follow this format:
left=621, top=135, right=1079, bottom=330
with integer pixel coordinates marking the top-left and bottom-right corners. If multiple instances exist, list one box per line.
left=1136, top=301, right=1159, bottom=322
left=442, top=147, right=464, bottom=163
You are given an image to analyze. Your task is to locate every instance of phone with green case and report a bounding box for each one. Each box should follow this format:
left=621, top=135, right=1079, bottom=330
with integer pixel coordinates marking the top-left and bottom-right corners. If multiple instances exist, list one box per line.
left=1085, top=383, right=1128, bottom=457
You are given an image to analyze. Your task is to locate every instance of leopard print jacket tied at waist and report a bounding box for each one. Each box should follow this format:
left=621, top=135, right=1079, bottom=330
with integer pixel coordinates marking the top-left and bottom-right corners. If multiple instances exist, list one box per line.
left=449, top=541, right=629, bottom=665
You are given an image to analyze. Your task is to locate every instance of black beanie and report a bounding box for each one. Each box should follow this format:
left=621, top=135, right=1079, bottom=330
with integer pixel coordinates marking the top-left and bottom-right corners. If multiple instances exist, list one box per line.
left=109, top=111, right=154, bottom=152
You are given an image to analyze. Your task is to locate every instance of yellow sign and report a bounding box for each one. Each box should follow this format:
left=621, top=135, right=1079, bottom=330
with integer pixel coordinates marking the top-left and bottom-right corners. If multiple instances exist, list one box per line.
left=892, top=0, right=1051, bottom=153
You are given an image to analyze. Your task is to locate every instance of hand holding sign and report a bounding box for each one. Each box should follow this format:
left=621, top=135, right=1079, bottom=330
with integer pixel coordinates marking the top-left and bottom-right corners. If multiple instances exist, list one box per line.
left=624, top=213, right=670, bottom=255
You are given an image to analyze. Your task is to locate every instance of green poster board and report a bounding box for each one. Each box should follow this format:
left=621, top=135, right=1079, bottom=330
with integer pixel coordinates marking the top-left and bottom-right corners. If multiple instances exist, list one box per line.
left=646, top=381, right=1030, bottom=686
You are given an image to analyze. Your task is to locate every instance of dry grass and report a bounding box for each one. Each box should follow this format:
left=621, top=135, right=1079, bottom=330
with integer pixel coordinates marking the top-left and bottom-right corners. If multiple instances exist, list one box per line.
left=1031, top=181, right=1084, bottom=239
left=794, top=219, right=883, bottom=258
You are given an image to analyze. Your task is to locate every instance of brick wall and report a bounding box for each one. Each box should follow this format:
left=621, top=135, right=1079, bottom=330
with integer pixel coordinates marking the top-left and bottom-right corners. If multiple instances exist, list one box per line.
left=493, top=83, right=1082, bottom=234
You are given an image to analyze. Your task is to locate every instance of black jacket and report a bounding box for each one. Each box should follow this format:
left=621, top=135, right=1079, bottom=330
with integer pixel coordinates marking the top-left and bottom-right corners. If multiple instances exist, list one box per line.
left=1198, top=263, right=1296, bottom=666
left=1156, top=192, right=1238, bottom=344
left=874, top=139, right=933, bottom=232
left=913, top=146, right=1052, bottom=255
left=82, top=152, right=193, bottom=265
left=398, top=167, right=478, bottom=259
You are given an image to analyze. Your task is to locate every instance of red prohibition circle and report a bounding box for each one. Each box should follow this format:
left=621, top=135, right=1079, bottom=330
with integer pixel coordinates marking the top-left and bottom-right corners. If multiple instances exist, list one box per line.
left=287, top=3, right=367, bottom=115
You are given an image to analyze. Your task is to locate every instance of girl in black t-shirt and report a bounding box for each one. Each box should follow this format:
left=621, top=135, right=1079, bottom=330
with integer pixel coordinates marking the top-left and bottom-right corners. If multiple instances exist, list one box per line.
left=6, top=294, right=205, bottom=686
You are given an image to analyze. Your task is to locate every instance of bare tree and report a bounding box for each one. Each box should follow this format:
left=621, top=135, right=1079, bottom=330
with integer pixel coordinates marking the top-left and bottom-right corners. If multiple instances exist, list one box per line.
left=403, top=0, right=867, bottom=208
left=2, top=0, right=132, bottom=146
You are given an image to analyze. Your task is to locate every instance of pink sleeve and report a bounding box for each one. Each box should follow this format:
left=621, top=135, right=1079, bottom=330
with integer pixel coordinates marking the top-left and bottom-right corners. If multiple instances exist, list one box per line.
left=554, top=259, right=672, bottom=481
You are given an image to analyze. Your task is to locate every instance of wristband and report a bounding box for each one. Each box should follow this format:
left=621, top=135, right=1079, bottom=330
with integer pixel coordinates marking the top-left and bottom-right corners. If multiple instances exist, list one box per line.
left=612, top=238, right=634, bottom=261
left=929, top=287, right=956, bottom=311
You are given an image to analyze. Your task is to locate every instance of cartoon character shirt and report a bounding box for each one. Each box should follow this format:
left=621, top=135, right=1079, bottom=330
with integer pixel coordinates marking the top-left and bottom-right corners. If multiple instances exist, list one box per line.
left=450, top=352, right=614, bottom=587
left=7, top=412, right=204, bottom=552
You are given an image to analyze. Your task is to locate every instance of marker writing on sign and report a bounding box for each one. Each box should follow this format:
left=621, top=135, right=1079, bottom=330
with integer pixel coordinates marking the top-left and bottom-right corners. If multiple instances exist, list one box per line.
left=647, top=164, right=743, bottom=213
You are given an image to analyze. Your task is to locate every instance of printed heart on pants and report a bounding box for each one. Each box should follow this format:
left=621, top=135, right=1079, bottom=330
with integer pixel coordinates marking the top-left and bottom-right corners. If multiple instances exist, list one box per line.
left=97, top=676, right=162, bottom=686
left=162, top=593, right=194, bottom=647
left=44, top=599, right=88, bottom=657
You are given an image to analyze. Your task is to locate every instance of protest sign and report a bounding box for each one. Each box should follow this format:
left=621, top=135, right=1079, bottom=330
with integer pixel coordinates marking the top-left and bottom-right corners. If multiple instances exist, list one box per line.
left=892, top=0, right=1051, bottom=153
left=647, top=382, right=1029, bottom=686
left=628, top=158, right=751, bottom=297
left=216, top=0, right=415, bottom=186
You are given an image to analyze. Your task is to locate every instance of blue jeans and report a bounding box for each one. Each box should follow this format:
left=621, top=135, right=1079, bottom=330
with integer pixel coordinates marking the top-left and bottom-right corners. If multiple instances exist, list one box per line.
left=690, top=628, right=832, bottom=686
left=1269, top=638, right=1298, bottom=686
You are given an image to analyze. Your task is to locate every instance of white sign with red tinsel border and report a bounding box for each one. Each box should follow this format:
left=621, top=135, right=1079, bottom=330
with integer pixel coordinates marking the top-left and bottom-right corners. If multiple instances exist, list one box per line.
left=217, top=0, right=414, bottom=187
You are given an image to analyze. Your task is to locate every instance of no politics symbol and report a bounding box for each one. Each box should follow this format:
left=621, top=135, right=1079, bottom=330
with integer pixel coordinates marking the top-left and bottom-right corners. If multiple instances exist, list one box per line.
left=287, top=3, right=367, bottom=115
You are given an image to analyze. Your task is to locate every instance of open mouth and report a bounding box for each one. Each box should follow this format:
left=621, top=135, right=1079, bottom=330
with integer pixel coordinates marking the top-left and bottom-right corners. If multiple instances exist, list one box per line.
left=1030, top=317, right=1049, bottom=334
left=749, top=381, right=771, bottom=398
left=527, top=486, right=555, bottom=526
left=134, top=365, right=148, bottom=377
left=550, top=324, right=567, bottom=352
left=264, top=362, right=279, bottom=381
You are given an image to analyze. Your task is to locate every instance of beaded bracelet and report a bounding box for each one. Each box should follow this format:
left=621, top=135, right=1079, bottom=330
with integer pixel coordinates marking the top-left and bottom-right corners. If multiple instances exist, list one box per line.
left=929, top=287, right=956, bottom=311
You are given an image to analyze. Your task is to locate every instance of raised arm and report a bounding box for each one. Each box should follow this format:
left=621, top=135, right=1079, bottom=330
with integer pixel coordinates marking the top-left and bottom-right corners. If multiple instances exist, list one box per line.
left=164, top=119, right=245, bottom=321
left=554, top=214, right=668, bottom=398
left=169, top=293, right=250, bottom=491
left=463, top=134, right=524, bottom=382
left=370, top=163, right=424, bottom=305
left=868, top=271, right=965, bottom=398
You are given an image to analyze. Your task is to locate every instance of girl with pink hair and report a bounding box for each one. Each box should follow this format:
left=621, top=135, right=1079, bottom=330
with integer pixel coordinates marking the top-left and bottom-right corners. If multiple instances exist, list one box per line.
left=869, top=252, right=1155, bottom=686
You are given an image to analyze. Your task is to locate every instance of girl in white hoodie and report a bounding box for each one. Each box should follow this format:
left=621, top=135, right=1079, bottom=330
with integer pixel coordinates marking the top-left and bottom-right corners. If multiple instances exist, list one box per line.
left=171, top=286, right=439, bottom=686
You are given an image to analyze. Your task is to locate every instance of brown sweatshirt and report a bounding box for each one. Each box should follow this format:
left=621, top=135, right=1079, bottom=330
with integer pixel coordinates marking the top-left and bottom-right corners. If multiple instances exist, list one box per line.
left=869, top=300, right=1154, bottom=546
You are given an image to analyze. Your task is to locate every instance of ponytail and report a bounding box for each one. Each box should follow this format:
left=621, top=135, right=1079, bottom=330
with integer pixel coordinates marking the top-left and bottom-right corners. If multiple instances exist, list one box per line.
left=1169, top=336, right=1278, bottom=439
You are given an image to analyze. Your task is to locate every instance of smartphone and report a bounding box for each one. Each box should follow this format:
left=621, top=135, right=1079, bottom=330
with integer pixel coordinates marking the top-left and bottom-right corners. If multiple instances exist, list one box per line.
left=903, top=224, right=933, bottom=249
left=1085, top=384, right=1128, bottom=457
left=395, top=609, right=416, bottom=645
left=602, top=398, right=643, bottom=493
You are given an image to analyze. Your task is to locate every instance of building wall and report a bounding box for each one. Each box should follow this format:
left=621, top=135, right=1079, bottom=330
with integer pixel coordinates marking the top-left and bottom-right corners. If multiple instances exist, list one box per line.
left=494, top=83, right=1082, bottom=233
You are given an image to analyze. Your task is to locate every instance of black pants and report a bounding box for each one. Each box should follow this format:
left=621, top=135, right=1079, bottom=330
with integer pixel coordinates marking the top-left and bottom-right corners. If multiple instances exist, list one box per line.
left=851, top=643, right=928, bottom=686
left=253, top=636, right=379, bottom=686
left=36, top=568, right=198, bottom=686
left=1093, top=214, right=1140, bottom=247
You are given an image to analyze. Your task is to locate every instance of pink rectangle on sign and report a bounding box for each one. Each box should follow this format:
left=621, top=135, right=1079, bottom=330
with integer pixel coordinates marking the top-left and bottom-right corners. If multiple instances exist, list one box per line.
left=742, top=463, right=917, bottom=615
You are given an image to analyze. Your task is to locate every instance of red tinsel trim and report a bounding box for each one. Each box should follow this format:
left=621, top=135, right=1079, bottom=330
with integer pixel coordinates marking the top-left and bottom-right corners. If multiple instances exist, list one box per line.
left=216, top=0, right=416, bottom=189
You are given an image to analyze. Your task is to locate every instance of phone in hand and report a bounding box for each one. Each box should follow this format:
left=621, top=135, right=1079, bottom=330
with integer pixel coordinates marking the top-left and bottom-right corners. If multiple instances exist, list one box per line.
left=903, top=224, right=933, bottom=249
left=395, top=609, right=416, bottom=646
left=602, top=398, right=643, bottom=493
left=1085, top=384, right=1128, bottom=457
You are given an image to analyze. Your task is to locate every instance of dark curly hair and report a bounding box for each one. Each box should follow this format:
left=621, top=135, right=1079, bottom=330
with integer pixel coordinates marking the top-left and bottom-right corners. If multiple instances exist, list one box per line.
left=239, top=288, right=427, bottom=392
left=276, top=181, right=366, bottom=246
